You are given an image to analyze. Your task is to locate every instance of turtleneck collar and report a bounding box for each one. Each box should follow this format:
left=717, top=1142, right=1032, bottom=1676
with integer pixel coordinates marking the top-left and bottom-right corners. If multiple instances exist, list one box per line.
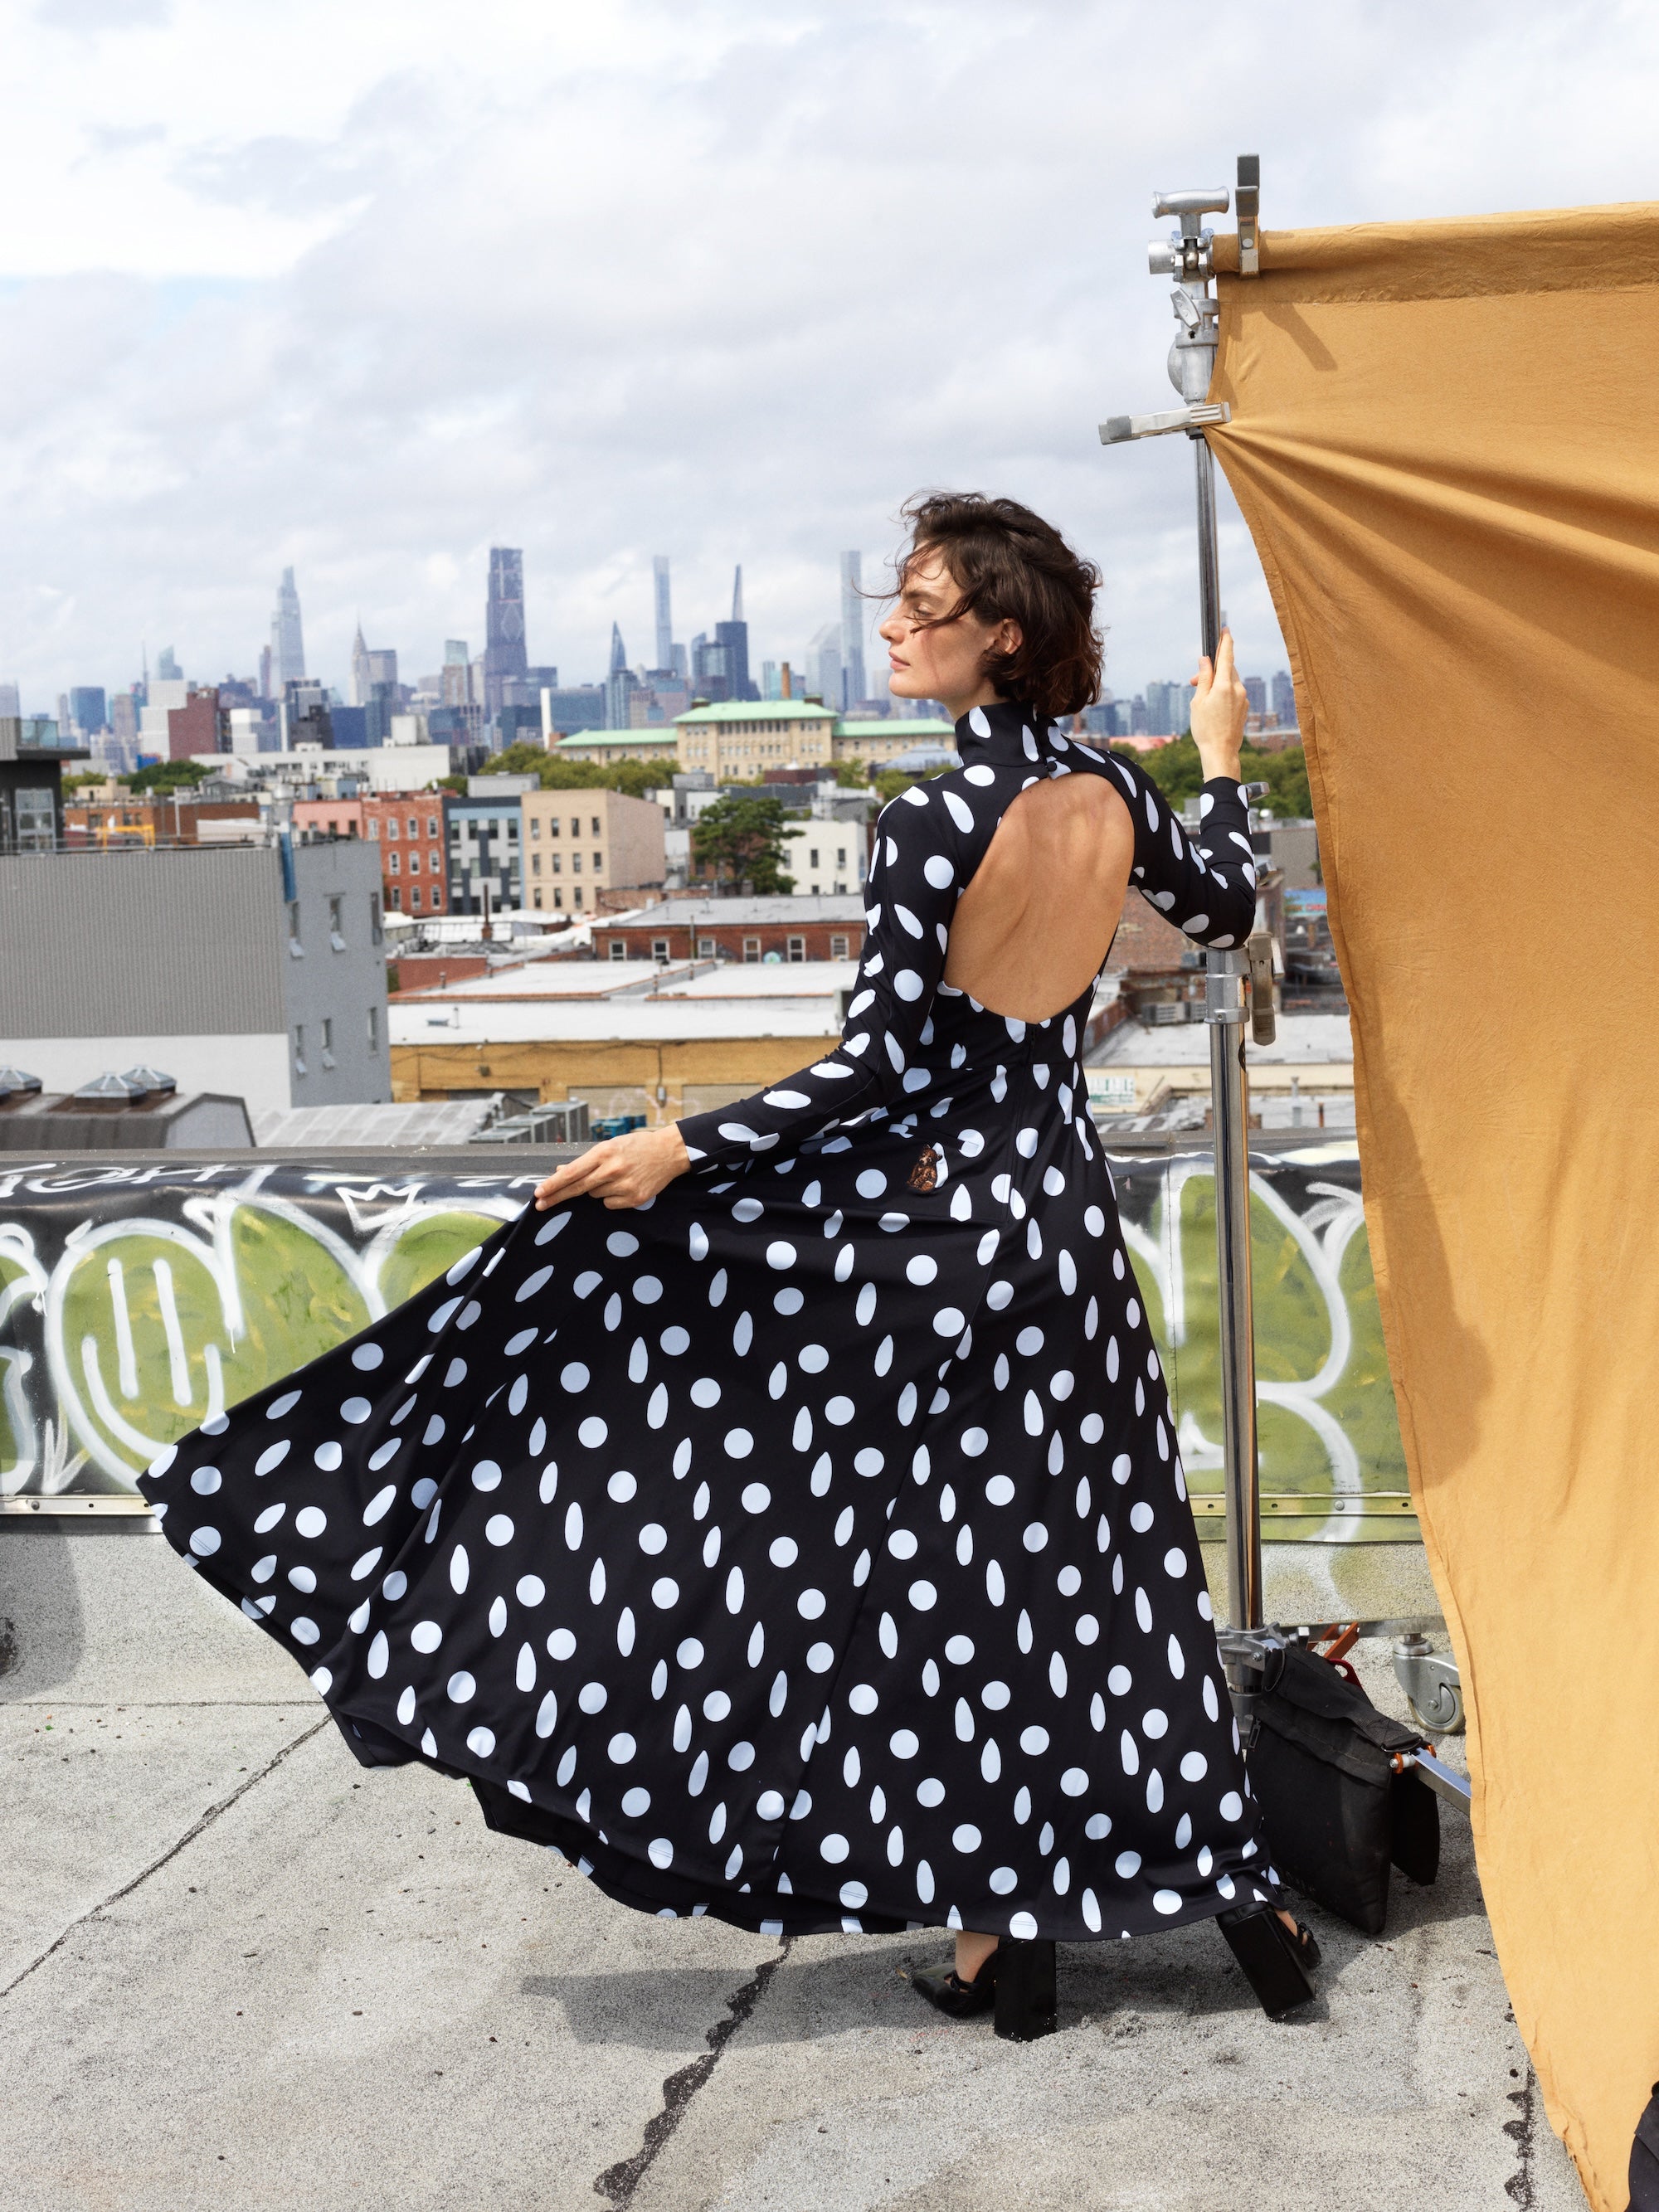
left=952, top=698, right=1063, bottom=768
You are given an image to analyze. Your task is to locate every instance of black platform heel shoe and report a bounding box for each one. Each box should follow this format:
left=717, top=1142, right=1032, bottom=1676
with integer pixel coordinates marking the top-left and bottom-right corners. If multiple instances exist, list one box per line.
left=909, top=1947, right=999, bottom=2019
left=1217, top=1903, right=1318, bottom=2019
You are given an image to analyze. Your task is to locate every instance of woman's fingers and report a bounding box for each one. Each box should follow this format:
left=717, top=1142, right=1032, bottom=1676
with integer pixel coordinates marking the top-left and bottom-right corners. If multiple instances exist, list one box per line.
left=1214, top=628, right=1237, bottom=679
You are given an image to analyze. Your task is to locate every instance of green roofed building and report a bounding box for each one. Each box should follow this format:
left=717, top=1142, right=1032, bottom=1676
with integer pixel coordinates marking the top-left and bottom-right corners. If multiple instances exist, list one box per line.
left=669, top=700, right=959, bottom=778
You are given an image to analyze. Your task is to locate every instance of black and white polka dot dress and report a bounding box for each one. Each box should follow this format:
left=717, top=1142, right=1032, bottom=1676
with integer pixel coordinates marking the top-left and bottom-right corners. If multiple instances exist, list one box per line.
left=141, top=702, right=1282, bottom=1943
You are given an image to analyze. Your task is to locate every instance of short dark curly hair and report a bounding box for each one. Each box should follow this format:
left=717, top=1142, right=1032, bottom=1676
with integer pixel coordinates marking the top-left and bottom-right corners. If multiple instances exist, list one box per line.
left=894, top=492, right=1103, bottom=720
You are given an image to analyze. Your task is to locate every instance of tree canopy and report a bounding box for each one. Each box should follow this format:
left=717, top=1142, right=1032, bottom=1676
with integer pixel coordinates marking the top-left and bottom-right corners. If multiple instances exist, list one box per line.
left=123, top=759, right=213, bottom=794
left=1124, top=737, right=1312, bottom=819
left=478, top=740, right=680, bottom=800
left=690, top=794, right=796, bottom=893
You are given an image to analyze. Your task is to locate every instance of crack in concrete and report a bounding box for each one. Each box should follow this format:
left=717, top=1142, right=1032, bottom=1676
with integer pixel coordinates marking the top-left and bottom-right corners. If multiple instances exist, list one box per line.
left=0, top=1714, right=328, bottom=2001
left=594, top=1940, right=792, bottom=2210
left=1504, top=2066, right=1537, bottom=2206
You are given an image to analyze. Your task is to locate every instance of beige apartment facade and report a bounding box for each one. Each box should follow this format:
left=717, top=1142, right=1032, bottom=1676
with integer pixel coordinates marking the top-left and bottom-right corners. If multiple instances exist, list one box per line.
left=674, top=702, right=838, bottom=776
left=834, top=717, right=957, bottom=764
left=519, top=785, right=665, bottom=916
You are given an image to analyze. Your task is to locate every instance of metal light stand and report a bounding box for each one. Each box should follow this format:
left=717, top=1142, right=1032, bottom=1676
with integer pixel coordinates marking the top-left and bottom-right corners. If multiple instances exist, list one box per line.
left=1099, top=166, right=1283, bottom=1719
left=1097, top=162, right=1471, bottom=1805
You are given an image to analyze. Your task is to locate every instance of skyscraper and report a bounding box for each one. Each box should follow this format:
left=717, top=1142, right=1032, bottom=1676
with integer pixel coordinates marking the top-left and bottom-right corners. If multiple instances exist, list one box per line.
left=839, top=552, right=866, bottom=710
left=652, top=556, right=674, bottom=673
left=351, top=622, right=371, bottom=707
left=714, top=566, right=754, bottom=701
left=1271, top=670, right=1298, bottom=727
left=270, top=568, right=305, bottom=689
left=606, top=624, right=637, bottom=730
left=484, top=547, right=527, bottom=713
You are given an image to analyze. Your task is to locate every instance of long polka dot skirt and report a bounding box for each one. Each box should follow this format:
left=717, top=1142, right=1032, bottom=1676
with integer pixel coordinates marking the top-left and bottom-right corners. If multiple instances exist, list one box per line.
left=142, top=702, right=1282, bottom=1942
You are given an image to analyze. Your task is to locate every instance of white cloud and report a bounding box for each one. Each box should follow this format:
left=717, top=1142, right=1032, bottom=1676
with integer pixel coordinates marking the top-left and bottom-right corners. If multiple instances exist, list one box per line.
left=1, top=0, right=1655, bottom=708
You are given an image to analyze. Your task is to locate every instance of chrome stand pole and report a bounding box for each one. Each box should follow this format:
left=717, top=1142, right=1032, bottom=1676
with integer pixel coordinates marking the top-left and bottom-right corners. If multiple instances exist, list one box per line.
left=1101, top=163, right=1282, bottom=1712
left=1206, top=947, right=1262, bottom=1638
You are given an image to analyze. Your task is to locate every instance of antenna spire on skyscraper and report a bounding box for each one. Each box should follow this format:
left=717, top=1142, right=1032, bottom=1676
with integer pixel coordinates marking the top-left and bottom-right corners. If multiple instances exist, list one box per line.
left=731, top=566, right=744, bottom=625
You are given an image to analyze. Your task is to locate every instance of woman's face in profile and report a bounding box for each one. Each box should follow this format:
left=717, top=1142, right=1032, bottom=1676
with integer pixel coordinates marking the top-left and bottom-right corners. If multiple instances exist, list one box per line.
left=881, top=547, right=1010, bottom=709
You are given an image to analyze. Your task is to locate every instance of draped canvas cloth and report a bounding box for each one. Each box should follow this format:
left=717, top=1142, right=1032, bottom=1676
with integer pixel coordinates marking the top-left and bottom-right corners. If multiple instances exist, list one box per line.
left=1209, top=203, right=1659, bottom=2210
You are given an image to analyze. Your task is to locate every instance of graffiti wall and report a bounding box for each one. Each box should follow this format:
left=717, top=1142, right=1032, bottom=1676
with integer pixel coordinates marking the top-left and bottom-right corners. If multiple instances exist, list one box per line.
left=0, top=1145, right=1409, bottom=1539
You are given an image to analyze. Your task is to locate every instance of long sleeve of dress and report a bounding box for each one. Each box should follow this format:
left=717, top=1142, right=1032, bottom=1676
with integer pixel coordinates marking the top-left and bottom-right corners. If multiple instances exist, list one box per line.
left=1102, top=749, right=1258, bottom=950
left=676, top=781, right=970, bottom=1169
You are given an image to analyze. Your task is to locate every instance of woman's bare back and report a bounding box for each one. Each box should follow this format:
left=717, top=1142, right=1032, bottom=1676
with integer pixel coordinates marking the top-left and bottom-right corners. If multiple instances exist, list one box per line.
left=942, top=771, right=1136, bottom=1022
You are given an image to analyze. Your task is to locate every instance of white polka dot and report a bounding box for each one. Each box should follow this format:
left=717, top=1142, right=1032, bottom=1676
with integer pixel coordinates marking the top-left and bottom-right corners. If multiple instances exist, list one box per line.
left=1219, top=1791, right=1243, bottom=1821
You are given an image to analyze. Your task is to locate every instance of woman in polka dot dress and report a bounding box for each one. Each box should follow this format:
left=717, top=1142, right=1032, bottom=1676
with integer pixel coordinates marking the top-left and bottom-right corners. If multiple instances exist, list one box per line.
left=140, top=493, right=1316, bottom=2029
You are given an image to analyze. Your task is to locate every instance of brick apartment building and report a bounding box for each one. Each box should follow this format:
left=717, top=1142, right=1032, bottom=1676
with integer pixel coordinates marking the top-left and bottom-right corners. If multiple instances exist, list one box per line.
left=292, top=791, right=450, bottom=916
left=596, top=894, right=866, bottom=964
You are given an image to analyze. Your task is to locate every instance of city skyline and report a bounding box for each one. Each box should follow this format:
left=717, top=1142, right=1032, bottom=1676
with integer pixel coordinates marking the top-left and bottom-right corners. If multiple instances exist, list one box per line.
left=2, top=8, right=1642, bottom=727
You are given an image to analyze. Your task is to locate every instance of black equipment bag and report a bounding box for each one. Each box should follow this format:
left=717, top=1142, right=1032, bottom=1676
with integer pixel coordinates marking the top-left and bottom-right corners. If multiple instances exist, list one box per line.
left=1630, top=2082, right=1659, bottom=2211
left=1245, top=1645, right=1442, bottom=1936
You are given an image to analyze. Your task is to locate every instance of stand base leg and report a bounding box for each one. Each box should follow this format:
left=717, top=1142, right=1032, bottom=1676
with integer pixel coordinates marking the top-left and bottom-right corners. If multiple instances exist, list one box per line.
left=993, top=1938, right=1058, bottom=2041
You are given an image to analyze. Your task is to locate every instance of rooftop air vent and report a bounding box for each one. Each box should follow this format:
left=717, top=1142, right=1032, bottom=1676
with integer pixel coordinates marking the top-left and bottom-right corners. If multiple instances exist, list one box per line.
left=74, top=1071, right=146, bottom=1101
left=119, top=1065, right=178, bottom=1095
left=0, top=1066, right=43, bottom=1097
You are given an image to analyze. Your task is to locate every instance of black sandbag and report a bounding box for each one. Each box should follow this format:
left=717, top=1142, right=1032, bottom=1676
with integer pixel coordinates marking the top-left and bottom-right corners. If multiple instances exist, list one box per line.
left=1630, top=2082, right=1659, bottom=2212
left=1246, top=1645, right=1439, bottom=1935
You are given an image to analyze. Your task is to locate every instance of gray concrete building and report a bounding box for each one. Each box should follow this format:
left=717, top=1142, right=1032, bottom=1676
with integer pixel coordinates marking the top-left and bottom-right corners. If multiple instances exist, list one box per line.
left=0, top=839, right=390, bottom=1116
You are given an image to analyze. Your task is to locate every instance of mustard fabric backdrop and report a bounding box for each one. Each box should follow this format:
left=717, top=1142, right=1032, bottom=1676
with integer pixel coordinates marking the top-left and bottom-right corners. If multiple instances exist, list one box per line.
left=1209, top=204, right=1659, bottom=2211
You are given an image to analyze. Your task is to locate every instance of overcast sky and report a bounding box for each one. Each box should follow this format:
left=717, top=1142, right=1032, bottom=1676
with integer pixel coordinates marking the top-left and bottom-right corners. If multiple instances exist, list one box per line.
left=4, top=0, right=1657, bottom=712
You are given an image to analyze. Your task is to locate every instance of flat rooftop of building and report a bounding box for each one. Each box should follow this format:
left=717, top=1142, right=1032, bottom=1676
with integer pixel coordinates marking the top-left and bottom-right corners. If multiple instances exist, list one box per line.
left=250, top=1097, right=504, bottom=1148
left=605, top=894, right=867, bottom=926
left=390, top=997, right=841, bottom=1047
left=401, top=959, right=859, bottom=1004
left=1091, top=1013, right=1355, bottom=1068
left=0, top=1529, right=1578, bottom=2212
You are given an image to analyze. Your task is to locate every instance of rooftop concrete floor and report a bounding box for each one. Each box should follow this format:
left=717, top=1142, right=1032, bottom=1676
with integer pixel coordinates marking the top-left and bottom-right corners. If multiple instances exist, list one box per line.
left=1, top=1524, right=1588, bottom=2212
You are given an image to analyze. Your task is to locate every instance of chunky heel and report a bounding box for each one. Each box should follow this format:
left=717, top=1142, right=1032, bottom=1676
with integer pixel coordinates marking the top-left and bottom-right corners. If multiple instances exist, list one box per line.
left=1217, top=1904, right=1316, bottom=2019
left=993, top=1937, right=1058, bottom=2042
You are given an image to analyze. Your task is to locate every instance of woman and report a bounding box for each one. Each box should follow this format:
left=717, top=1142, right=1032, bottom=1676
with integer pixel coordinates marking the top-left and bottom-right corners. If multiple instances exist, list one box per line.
left=139, top=493, right=1315, bottom=2028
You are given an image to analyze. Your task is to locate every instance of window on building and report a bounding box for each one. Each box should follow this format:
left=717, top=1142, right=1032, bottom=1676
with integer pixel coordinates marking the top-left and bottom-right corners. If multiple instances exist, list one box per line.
left=287, top=900, right=302, bottom=949
left=836, top=847, right=847, bottom=867
left=293, top=1024, right=307, bottom=1076
left=809, top=848, right=820, bottom=870
left=429, top=886, right=442, bottom=910
left=406, top=816, right=418, bottom=837
left=743, top=936, right=761, bottom=963
left=830, top=934, right=849, bottom=959
left=591, top=815, right=601, bottom=836
left=572, top=853, right=581, bottom=873
left=550, top=818, right=561, bottom=837
left=652, top=938, right=669, bottom=962
left=532, top=853, right=542, bottom=877
left=697, top=936, right=715, bottom=956
left=787, top=936, right=805, bottom=963
left=553, top=889, right=563, bottom=908
left=609, top=940, right=625, bottom=960
left=592, top=852, right=603, bottom=873
left=426, top=817, right=438, bottom=838
left=328, top=895, right=345, bottom=950
left=367, top=1006, right=379, bottom=1051
left=411, top=887, right=422, bottom=911
left=388, top=852, right=401, bottom=873
left=531, top=817, right=541, bottom=838
left=533, top=888, right=542, bottom=909
left=552, top=853, right=562, bottom=874
left=409, top=850, right=421, bottom=873
left=573, top=887, right=583, bottom=907
left=367, top=819, right=380, bottom=840
left=370, top=894, right=383, bottom=943
left=387, top=817, right=401, bottom=838
left=321, top=1017, right=336, bottom=1068
left=387, top=885, right=401, bottom=911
